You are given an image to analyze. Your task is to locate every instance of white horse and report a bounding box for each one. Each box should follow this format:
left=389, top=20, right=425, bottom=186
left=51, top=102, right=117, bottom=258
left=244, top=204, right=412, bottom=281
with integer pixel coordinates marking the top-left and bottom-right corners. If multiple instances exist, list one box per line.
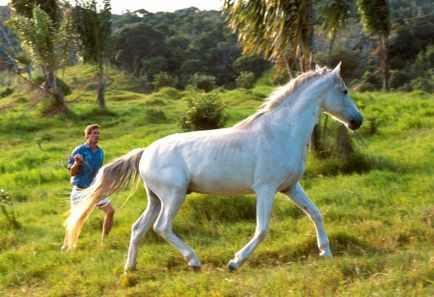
left=63, top=63, right=363, bottom=272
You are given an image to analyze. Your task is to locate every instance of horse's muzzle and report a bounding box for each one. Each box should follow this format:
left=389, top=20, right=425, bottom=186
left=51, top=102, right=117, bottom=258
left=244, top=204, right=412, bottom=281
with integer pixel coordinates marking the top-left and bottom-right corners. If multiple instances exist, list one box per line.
left=348, top=117, right=363, bottom=130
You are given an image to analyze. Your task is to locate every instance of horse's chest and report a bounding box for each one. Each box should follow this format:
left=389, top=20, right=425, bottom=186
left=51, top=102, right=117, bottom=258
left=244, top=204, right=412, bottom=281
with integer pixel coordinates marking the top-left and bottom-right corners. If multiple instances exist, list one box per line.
left=253, top=156, right=304, bottom=190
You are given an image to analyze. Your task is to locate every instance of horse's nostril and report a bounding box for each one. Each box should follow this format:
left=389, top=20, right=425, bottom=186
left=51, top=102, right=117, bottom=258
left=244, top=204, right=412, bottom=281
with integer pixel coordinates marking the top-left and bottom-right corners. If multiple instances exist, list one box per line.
left=349, top=119, right=362, bottom=130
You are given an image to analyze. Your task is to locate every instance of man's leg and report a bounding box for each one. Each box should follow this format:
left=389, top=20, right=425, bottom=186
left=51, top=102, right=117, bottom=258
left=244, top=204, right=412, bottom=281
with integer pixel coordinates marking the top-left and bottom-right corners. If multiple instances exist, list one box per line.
left=99, top=202, right=115, bottom=239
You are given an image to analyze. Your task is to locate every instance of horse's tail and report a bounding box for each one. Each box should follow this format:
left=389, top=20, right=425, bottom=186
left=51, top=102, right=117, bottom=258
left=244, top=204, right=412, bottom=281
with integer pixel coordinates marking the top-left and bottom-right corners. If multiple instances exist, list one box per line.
left=64, top=148, right=145, bottom=251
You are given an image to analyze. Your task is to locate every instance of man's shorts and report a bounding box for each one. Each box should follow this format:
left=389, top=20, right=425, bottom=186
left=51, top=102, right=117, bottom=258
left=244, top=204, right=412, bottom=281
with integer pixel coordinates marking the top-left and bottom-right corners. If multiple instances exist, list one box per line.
left=70, top=185, right=111, bottom=208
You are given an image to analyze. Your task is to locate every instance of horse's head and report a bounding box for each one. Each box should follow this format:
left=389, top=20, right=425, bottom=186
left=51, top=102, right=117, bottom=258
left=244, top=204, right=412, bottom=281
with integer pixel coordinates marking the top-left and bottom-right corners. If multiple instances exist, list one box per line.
left=321, top=63, right=363, bottom=131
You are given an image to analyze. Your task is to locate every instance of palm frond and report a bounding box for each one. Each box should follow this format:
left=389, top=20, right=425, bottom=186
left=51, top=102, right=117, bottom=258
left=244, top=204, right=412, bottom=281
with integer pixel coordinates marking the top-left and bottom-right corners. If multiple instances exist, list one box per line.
left=357, top=0, right=390, bottom=37
left=223, top=0, right=312, bottom=68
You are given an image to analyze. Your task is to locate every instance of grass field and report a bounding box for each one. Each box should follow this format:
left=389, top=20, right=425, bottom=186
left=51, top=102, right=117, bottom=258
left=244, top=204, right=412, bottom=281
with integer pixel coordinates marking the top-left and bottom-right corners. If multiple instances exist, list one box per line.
left=0, top=66, right=433, bottom=296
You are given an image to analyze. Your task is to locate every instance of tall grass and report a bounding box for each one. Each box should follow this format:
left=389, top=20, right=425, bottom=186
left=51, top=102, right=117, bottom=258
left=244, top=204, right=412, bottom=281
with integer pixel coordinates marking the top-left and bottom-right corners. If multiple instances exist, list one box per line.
left=0, top=67, right=433, bottom=296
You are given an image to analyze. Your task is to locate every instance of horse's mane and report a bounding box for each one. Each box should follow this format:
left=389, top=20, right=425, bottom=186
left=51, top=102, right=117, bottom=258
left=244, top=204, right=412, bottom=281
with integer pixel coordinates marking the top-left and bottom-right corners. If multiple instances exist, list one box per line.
left=235, top=67, right=331, bottom=128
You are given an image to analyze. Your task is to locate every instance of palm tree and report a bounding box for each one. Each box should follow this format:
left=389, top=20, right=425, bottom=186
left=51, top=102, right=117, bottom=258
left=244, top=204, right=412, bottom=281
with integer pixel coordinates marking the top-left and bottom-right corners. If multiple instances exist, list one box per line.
left=10, top=0, right=60, bottom=25
left=73, top=0, right=112, bottom=109
left=319, top=0, right=352, bottom=64
left=223, top=0, right=314, bottom=76
left=357, top=0, right=390, bottom=90
left=7, top=3, right=73, bottom=113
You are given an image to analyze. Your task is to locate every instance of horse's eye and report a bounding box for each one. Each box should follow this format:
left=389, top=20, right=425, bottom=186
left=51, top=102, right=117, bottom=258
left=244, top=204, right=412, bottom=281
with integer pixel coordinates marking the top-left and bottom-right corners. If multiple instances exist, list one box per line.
left=343, top=89, right=348, bottom=95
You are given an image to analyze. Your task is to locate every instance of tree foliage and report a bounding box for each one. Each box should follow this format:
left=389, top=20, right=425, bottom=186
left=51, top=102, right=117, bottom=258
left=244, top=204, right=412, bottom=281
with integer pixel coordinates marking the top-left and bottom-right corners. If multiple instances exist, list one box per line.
left=223, top=0, right=313, bottom=73
left=357, top=0, right=390, bottom=36
left=188, top=73, right=217, bottom=92
left=236, top=71, right=255, bottom=89
left=110, top=8, right=263, bottom=89
left=7, top=2, right=73, bottom=112
left=73, top=0, right=111, bottom=69
left=73, top=0, right=112, bottom=108
left=319, top=0, right=351, bottom=62
left=152, top=71, right=178, bottom=90
left=11, top=0, right=60, bottom=26
left=357, top=0, right=390, bottom=89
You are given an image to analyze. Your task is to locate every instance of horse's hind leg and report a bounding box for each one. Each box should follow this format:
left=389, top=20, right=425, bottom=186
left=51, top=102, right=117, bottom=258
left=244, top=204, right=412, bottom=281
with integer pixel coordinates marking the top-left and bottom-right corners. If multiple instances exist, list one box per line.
left=283, top=182, right=332, bottom=256
left=125, top=187, right=161, bottom=271
left=153, top=190, right=201, bottom=271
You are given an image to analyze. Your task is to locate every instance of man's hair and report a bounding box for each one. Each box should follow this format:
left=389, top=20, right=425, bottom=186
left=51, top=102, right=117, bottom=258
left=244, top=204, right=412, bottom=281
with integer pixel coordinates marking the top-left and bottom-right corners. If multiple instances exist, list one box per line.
left=84, top=124, right=101, bottom=137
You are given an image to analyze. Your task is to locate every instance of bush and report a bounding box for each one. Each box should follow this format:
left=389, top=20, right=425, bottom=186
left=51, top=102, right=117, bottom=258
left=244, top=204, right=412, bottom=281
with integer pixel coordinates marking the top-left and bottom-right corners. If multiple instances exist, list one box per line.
left=32, top=76, right=72, bottom=96
left=365, top=117, right=383, bottom=136
left=0, top=188, right=20, bottom=229
left=188, top=73, right=216, bottom=92
left=233, top=54, right=269, bottom=78
left=236, top=71, right=256, bottom=89
left=410, top=77, right=433, bottom=93
left=157, top=87, right=182, bottom=100
left=0, top=87, right=13, bottom=98
left=180, top=92, right=227, bottom=131
left=144, top=108, right=167, bottom=123
left=362, top=71, right=382, bottom=90
left=389, top=70, right=410, bottom=90
left=152, top=71, right=178, bottom=90
left=413, top=45, right=434, bottom=76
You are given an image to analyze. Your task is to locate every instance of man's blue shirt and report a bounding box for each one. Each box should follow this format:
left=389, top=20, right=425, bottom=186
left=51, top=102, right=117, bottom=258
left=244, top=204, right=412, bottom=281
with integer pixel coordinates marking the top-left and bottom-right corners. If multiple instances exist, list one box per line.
left=68, top=143, right=104, bottom=188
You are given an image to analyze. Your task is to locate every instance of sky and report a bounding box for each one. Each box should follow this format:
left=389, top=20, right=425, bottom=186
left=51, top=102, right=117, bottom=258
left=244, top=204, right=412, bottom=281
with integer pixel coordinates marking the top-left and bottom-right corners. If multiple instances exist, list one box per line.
left=0, top=1, right=224, bottom=14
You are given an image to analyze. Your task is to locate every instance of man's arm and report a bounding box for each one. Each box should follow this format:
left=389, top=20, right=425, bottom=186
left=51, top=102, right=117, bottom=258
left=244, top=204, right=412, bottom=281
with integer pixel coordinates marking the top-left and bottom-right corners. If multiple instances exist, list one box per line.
left=70, top=154, right=83, bottom=176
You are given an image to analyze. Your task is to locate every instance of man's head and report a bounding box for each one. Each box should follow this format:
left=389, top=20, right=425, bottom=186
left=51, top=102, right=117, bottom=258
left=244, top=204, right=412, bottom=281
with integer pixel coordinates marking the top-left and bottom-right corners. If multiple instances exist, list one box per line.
left=84, top=124, right=101, bottom=145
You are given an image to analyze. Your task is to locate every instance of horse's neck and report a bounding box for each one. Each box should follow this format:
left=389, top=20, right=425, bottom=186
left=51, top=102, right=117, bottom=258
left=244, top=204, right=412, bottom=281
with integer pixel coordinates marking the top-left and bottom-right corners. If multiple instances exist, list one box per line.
left=264, top=78, right=328, bottom=146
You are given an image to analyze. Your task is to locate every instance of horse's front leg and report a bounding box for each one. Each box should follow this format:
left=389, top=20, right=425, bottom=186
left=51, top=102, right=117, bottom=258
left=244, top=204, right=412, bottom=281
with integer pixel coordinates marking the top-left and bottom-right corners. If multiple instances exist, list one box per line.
left=227, top=187, right=276, bottom=271
left=282, top=182, right=332, bottom=256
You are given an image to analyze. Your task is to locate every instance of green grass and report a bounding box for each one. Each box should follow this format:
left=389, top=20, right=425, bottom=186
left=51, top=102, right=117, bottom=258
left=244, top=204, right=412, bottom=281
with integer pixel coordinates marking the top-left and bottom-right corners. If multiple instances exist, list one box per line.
left=0, top=66, right=433, bottom=296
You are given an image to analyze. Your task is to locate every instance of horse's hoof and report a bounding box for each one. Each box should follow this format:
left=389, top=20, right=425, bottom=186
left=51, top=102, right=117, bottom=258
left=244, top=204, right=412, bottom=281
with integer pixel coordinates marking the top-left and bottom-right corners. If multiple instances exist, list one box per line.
left=319, top=251, right=332, bottom=257
left=60, top=245, right=68, bottom=252
left=189, top=265, right=202, bottom=272
left=227, top=261, right=239, bottom=272
left=124, top=267, right=137, bottom=274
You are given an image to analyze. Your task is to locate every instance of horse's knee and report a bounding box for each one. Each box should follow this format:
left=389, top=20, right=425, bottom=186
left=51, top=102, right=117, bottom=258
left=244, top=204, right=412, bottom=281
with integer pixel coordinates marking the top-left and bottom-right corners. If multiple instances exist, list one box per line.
left=130, top=223, right=141, bottom=239
left=102, top=205, right=115, bottom=217
left=153, top=223, right=169, bottom=239
left=255, top=228, right=268, bottom=241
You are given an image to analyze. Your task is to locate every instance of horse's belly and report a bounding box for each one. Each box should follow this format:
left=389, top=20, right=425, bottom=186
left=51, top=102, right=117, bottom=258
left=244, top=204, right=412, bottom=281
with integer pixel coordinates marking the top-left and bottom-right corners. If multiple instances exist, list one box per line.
left=188, top=177, right=252, bottom=196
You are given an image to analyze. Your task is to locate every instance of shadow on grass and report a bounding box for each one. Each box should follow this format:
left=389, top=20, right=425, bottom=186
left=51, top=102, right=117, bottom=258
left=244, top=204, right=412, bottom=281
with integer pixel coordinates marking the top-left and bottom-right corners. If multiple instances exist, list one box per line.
left=248, top=231, right=384, bottom=268
left=182, top=195, right=256, bottom=223
left=305, top=152, right=398, bottom=178
left=328, top=231, right=383, bottom=256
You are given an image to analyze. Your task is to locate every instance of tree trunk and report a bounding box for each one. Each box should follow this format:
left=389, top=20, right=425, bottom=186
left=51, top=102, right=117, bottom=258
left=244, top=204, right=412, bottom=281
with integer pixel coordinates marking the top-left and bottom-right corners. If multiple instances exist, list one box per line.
left=328, top=29, right=337, bottom=65
left=322, top=114, right=329, bottom=147
left=336, top=124, right=354, bottom=157
left=310, top=118, right=322, bottom=153
left=44, top=69, right=68, bottom=114
left=305, top=0, right=313, bottom=70
left=25, top=63, right=32, bottom=80
left=96, top=72, right=106, bottom=108
left=380, top=35, right=389, bottom=90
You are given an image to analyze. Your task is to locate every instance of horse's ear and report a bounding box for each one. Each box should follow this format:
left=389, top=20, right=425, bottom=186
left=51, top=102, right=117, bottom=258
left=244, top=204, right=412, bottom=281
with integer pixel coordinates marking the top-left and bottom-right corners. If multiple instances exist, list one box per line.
left=315, top=64, right=321, bottom=72
left=332, top=61, right=342, bottom=75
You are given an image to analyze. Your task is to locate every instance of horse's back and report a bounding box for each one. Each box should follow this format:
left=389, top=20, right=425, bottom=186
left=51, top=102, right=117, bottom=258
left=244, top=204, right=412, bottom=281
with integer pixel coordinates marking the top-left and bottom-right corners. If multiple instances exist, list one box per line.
left=139, top=128, right=261, bottom=195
